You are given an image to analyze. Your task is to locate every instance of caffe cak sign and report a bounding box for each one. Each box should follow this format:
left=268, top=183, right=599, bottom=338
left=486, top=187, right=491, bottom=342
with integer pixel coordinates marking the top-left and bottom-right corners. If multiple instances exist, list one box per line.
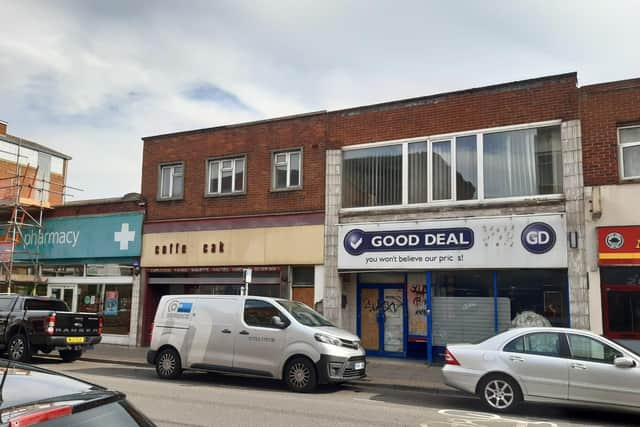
left=338, top=214, right=566, bottom=270
left=598, top=226, right=640, bottom=265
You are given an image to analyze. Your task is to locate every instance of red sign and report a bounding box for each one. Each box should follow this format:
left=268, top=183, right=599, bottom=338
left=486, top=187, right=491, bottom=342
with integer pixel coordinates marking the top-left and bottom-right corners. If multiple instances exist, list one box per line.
left=598, top=226, right=640, bottom=265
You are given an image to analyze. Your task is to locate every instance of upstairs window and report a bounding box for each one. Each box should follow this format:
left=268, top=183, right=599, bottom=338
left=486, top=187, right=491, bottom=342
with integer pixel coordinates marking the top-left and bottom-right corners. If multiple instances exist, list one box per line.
left=159, top=163, right=184, bottom=200
left=343, top=145, right=402, bottom=208
left=207, top=156, right=245, bottom=195
left=272, top=149, right=302, bottom=190
left=619, top=126, right=640, bottom=179
left=483, top=126, right=562, bottom=198
left=342, top=123, right=562, bottom=209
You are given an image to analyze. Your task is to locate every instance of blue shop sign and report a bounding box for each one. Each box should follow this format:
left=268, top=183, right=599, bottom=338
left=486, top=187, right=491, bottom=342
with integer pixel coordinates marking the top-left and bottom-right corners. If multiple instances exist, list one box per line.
left=16, top=212, right=143, bottom=260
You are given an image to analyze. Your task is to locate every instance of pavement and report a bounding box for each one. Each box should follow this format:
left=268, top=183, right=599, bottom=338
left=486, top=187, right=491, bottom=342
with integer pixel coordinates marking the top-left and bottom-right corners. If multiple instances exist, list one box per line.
left=81, top=344, right=455, bottom=394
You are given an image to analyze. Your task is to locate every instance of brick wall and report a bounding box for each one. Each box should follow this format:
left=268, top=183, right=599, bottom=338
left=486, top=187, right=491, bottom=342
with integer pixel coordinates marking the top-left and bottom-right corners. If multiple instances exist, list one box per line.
left=49, top=199, right=144, bottom=218
left=328, top=73, right=578, bottom=148
left=580, top=78, right=640, bottom=186
left=142, top=113, right=327, bottom=221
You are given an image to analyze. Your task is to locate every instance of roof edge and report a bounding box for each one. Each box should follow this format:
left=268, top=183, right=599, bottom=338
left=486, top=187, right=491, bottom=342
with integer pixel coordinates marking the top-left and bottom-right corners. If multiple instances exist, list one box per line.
left=143, top=110, right=327, bottom=141
left=0, top=133, right=72, bottom=160
left=331, top=72, right=578, bottom=115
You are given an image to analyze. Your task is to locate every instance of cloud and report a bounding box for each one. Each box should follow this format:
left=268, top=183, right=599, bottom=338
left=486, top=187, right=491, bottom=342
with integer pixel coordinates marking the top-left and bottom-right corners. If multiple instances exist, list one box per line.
left=0, top=0, right=639, bottom=198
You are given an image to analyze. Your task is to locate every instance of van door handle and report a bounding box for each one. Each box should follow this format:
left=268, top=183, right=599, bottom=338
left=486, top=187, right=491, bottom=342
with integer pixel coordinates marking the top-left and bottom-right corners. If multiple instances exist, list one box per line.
left=239, top=330, right=249, bottom=335
left=221, top=329, right=231, bottom=334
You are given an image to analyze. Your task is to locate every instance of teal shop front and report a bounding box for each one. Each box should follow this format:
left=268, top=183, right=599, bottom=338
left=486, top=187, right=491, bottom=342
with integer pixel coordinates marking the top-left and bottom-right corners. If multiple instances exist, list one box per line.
left=19, top=212, right=143, bottom=346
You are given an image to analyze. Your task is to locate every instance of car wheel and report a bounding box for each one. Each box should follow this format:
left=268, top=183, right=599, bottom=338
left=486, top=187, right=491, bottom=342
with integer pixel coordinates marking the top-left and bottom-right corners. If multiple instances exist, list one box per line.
left=478, top=374, right=522, bottom=412
left=156, top=348, right=182, bottom=379
left=8, top=334, right=31, bottom=362
left=285, top=357, right=317, bottom=393
left=59, top=349, right=83, bottom=363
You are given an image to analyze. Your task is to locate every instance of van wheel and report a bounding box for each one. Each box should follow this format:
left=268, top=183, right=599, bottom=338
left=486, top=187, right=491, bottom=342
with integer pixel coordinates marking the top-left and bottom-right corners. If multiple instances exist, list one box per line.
left=285, top=357, right=317, bottom=393
left=7, top=334, right=31, bottom=362
left=156, top=348, right=182, bottom=379
left=478, top=374, right=522, bottom=413
left=60, top=350, right=82, bottom=363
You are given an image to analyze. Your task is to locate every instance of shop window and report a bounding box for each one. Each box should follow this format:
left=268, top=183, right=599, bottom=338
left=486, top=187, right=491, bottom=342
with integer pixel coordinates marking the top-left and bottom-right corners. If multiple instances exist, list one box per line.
left=497, top=269, right=569, bottom=328
left=407, top=272, right=427, bottom=337
left=8, top=283, right=47, bottom=296
left=42, top=265, right=85, bottom=277
left=431, top=271, right=496, bottom=346
left=244, top=299, right=283, bottom=328
left=567, top=334, right=622, bottom=364
left=86, top=264, right=133, bottom=277
left=292, top=267, right=315, bottom=308
left=601, top=267, right=640, bottom=338
left=619, top=125, right=640, bottom=179
left=343, top=145, right=402, bottom=207
left=102, top=284, right=132, bottom=335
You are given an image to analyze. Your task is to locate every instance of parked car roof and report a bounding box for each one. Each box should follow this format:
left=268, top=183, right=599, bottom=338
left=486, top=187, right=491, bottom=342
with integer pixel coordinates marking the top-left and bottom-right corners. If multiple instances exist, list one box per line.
left=0, top=358, right=103, bottom=410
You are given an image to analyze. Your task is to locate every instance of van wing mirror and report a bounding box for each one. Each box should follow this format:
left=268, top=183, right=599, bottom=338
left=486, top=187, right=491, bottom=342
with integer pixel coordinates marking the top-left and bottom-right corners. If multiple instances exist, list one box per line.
left=614, top=356, right=636, bottom=368
left=272, top=315, right=287, bottom=329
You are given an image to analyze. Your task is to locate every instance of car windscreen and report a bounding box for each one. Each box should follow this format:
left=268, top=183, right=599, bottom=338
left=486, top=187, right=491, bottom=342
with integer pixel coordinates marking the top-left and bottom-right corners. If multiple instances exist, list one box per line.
left=609, top=338, right=640, bottom=357
left=24, top=299, right=70, bottom=312
left=276, top=300, right=334, bottom=327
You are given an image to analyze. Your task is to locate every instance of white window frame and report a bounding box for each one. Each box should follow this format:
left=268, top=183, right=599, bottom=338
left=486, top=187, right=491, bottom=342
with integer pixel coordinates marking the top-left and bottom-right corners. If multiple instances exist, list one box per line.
left=206, top=155, right=246, bottom=196
left=619, top=125, right=640, bottom=180
left=158, top=162, right=183, bottom=200
left=340, top=120, right=563, bottom=212
left=272, top=148, right=303, bottom=191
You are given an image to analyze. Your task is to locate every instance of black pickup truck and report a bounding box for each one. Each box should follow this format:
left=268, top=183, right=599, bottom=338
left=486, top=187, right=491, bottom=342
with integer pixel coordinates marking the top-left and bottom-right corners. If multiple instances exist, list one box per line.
left=0, top=295, right=102, bottom=362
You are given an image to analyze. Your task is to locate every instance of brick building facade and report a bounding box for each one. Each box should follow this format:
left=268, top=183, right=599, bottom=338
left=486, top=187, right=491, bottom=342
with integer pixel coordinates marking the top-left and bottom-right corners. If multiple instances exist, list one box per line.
left=580, top=78, right=640, bottom=353
left=138, top=72, right=639, bottom=356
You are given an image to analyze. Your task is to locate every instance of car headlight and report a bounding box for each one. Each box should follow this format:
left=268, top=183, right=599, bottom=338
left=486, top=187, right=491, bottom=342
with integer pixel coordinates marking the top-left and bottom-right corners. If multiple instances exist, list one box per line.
left=314, top=333, right=342, bottom=347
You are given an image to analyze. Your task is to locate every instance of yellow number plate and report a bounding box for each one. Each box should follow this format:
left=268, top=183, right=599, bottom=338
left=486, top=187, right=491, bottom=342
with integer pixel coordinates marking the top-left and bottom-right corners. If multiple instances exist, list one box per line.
left=66, top=337, right=85, bottom=344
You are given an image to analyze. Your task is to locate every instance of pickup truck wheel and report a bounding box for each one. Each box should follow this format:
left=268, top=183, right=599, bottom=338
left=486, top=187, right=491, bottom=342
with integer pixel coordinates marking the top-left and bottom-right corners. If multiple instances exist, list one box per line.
left=59, top=349, right=83, bottom=363
left=8, top=334, right=31, bottom=362
left=156, top=348, right=182, bottom=379
left=284, top=357, right=317, bottom=393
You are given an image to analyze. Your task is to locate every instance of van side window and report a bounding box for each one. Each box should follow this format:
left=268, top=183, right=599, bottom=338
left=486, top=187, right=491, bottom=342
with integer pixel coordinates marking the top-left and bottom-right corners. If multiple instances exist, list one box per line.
left=244, top=300, right=283, bottom=328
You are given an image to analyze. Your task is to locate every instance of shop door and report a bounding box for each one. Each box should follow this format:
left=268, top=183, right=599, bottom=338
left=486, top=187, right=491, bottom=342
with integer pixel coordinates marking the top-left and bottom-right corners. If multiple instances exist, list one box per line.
left=49, top=286, right=77, bottom=311
left=358, top=285, right=406, bottom=357
left=603, top=285, right=640, bottom=340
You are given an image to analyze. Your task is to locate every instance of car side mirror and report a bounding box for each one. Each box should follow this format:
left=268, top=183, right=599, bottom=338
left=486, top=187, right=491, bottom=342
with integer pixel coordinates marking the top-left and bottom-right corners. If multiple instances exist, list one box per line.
left=272, top=315, right=287, bottom=329
left=614, top=356, right=636, bottom=368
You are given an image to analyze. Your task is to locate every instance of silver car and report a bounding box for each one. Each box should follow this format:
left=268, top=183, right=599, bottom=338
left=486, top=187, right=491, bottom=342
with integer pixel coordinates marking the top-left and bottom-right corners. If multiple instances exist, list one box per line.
left=442, top=327, right=640, bottom=412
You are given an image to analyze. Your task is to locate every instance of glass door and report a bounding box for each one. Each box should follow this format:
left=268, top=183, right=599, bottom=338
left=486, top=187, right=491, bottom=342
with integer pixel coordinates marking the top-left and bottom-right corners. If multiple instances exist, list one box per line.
left=358, top=285, right=406, bottom=357
left=48, top=285, right=77, bottom=311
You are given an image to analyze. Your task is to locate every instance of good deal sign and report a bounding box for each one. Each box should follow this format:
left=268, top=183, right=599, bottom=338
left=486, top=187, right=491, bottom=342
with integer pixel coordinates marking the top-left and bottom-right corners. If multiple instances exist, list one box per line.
left=338, top=214, right=567, bottom=270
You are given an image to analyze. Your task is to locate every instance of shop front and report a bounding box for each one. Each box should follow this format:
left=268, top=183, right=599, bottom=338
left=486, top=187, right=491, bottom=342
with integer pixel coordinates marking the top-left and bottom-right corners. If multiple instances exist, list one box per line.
left=140, top=220, right=324, bottom=345
left=598, top=226, right=640, bottom=353
left=18, top=212, right=143, bottom=345
left=338, top=213, right=569, bottom=361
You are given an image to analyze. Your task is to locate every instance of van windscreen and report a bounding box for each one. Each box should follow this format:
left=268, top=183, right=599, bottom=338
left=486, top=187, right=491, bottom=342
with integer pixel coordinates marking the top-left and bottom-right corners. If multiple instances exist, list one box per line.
left=277, top=301, right=334, bottom=327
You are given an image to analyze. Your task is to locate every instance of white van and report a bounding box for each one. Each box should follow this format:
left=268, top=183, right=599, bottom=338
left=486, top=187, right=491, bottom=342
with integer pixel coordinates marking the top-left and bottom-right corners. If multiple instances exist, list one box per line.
left=146, top=295, right=366, bottom=392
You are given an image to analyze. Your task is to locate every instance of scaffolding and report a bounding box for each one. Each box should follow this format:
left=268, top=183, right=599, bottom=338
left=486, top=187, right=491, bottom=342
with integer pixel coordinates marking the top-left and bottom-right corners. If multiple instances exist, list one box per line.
left=0, top=144, right=76, bottom=293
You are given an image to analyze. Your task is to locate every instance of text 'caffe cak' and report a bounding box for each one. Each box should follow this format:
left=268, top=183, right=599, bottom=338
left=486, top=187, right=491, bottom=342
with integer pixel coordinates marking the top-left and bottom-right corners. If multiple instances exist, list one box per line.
left=338, top=214, right=567, bottom=270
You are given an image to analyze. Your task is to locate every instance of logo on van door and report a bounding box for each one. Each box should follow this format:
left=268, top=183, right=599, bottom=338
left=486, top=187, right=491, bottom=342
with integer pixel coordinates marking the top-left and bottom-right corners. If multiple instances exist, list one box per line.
left=167, top=299, right=193, bottom=316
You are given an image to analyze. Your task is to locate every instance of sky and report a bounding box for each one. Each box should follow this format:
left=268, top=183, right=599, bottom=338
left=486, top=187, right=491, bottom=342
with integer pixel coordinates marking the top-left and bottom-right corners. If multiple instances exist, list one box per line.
left=1, top=0, right=639, bottom=200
